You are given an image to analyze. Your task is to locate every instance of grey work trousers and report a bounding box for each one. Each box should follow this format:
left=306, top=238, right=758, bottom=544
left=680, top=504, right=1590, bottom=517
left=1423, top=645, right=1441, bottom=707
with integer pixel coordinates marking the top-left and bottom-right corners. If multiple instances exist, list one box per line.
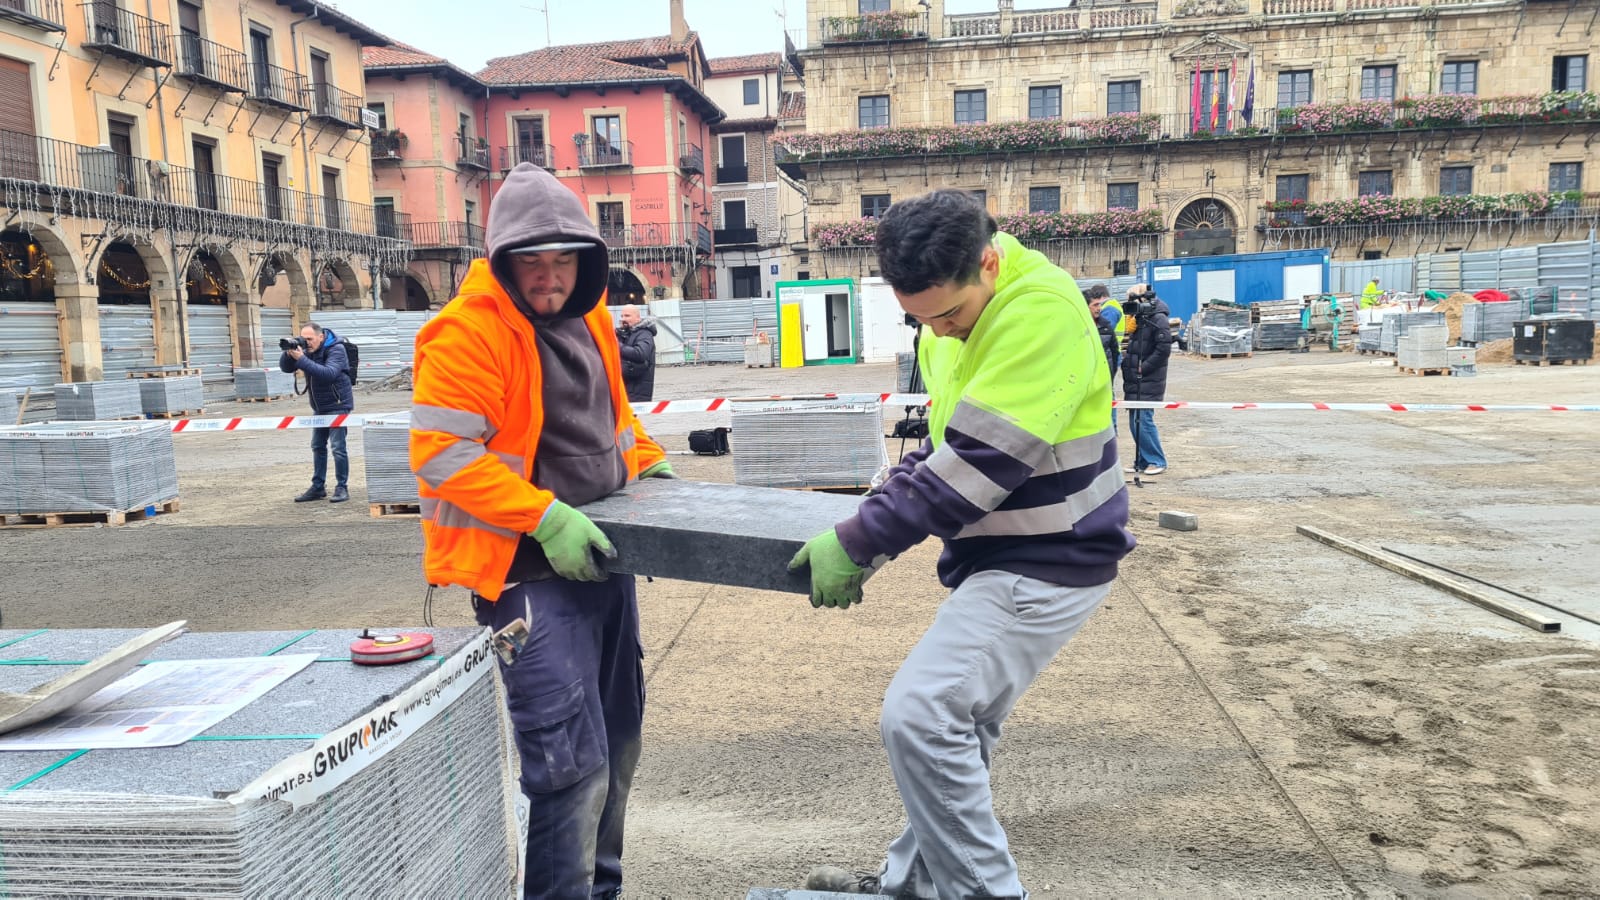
left=877, top=570, right=1111, bottom=900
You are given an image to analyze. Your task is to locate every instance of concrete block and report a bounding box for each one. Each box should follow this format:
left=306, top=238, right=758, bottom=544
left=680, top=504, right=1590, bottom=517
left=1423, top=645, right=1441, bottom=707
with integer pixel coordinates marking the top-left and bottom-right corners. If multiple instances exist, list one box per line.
left=1159, top=510, right=1199, bottom=532
left=579, top=478, right=865, bottom=594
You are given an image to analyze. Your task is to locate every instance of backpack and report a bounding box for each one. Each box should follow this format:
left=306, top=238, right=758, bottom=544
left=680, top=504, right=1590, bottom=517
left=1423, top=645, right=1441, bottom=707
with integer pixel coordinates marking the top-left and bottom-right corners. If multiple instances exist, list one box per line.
left=342, top=338, right=360, bottom=384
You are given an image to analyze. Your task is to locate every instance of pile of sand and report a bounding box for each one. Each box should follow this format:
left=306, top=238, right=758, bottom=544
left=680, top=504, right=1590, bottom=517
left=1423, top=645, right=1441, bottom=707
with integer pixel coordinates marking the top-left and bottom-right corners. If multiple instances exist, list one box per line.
left=1429, top=292, right=1479, bottom=345
left=1475, top=338, right=1514, bottom=364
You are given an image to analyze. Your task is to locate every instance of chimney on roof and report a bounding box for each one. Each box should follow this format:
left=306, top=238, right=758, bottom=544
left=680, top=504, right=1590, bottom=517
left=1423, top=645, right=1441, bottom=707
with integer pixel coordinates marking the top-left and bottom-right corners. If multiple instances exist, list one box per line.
left=670, top=0, right=687, bottom=43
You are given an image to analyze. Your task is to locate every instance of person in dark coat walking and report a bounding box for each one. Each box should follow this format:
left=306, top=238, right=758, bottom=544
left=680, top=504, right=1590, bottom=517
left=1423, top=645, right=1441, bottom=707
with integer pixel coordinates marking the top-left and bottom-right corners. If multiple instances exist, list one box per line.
left=280, top=322, right=354, bottom=502
left=1119, top=285, right=1171, bottom=476
left=616, top=304, right=657, bottom=402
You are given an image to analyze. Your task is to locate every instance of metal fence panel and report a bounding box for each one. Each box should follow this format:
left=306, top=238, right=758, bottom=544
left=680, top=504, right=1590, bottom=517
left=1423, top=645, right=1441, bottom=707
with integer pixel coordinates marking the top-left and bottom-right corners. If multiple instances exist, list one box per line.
left=1499, top=247, right=1539, bottom=293
left=312, top=310, right=402, bottom=371
left=1417, top=252, right=1461, bottom=292
left=185, top=304, right=233, bottom=385
left=1538, top=239, right=1593, bottom=314
left=395, top=311, right=430, bottom=364
left=99, top=305, right=157, bottom=381
left=259, top=308, right=293, bottom=365
left=0, top=302, right=62, bottom=398
left=1459, top=250, right=1501, bottom=292
left=1331, top=258, right=1416, bottom=294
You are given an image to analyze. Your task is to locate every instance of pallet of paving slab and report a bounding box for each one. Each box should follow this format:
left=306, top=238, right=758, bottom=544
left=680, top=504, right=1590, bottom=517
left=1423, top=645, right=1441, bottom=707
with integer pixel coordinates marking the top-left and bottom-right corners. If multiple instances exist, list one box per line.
left=0, top=499, right=180, bottom=529
left=142, top=408, right=204, bottom=419
left=1396, top=365, right=1450, bottom=376
left=236, top=395, right=291, bottom=402
left=1513, top=357, right=1591, bottom=367
left=126, top=368, right=203, bottom=379
left=370, top=502, right=421, bottom=519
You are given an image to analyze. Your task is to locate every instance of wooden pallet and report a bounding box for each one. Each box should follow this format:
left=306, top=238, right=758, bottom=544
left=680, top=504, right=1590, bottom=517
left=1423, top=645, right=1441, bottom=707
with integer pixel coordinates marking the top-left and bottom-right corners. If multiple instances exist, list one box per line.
left=1514, top=357, right=1591, bottom=367
left=143, top=409, right=204, bottom=419
left=236, top=395, right=290, bottom=402
left=1195, top=351, right=1253, bottom=359
left=0, top=499, right=180, bottom=529
left=370, top=502, right=421, bottom=519
left=127, top=368, right=202, bottom=379
left=1397, top=366, right=1450, bottom=376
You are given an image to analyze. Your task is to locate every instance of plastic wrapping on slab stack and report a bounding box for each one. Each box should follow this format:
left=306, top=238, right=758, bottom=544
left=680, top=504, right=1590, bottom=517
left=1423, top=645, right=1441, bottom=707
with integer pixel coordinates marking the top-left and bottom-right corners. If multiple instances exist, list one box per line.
left=731, top=398, right=889, bottom=490
left=1460, top=298, right=1530, bottom=345
left=1397, top=323, right=1449, bottom=371
left=1251, top=299, right=1305, bottom=351
left=235, top=369, right=297, bottom=400
left=0, top=390, right=16, bottom=425
left=362, top=413, right=418, bottom=505
left=137, top=375, right=205, bottom=416
left=1189, top=307, right=1252, bottom=356
left=1357, top=326, right=1382, bottom=352
left=895, top=352, right=918, bottom=392
left=0, top=422, right=179, bottom=513
left=0, top=627, right=516, bottom=898
left=1380, top=311, right=1446, bottom=354
left=54, top=381, right=143, bottom=420
left=1447, top=346, right=1476, bottom=377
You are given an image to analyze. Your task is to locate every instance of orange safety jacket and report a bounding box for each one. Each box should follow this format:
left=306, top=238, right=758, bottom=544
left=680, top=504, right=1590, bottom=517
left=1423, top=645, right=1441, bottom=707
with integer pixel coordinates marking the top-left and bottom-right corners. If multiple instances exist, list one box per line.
left=410, top=259, right=665, bottom=601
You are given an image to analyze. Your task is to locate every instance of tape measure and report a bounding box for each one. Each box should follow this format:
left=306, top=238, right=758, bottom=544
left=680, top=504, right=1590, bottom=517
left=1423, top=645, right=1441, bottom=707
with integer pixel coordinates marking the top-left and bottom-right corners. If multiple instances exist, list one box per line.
left=350, top=629, right=434, bottom=665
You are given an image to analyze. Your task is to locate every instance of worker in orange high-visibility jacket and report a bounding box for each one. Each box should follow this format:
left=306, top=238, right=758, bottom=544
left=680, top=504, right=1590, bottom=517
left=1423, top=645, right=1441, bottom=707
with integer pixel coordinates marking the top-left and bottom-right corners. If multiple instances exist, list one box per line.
left=410, top=162, right=671, bottom=900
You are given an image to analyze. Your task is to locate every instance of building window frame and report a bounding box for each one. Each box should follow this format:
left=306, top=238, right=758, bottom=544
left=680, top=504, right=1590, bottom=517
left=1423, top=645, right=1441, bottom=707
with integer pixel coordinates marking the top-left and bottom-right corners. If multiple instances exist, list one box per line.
left=1027, top=85, right=1062, bottom=121
left=1107, top=79, right=1141, bottom=115
left=1549, top=161, right=1582, bottom=193
left=858, top=94, right=889, bottom=129
left=1277, top=70, right=1313, bottom=109
left=954, top=89, right=987, bottom=125
left=1028, top=186, right=1061, bottom=214
left=861, top=193, right=892, bottom=218
left=1358, top=170, right=1394, bottom=197
left=1361, top=64, right=1397, bottom=101
left=721, top=198, right=748, bottom=230
left=730, top=264, right=762, bottom=299
left=1439, top=166, right=1474, bottom=196
left=1440, top=60, right=1478, bottom=96
left=1107, top=182, right=1139, bottom=210
left=1553, top=55, right=1588, bottom=92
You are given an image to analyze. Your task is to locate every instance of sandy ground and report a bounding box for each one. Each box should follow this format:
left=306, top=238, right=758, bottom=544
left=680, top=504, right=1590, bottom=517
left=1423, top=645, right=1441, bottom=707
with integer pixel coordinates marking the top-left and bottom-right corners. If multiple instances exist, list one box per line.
left=3, top=350, right=1598, bottom=898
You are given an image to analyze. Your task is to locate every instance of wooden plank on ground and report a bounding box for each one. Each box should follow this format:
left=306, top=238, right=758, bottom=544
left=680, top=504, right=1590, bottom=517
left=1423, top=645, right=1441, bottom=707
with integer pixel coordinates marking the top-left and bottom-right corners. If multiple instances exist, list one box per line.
left=1296, top=525, right=1560, bottom=633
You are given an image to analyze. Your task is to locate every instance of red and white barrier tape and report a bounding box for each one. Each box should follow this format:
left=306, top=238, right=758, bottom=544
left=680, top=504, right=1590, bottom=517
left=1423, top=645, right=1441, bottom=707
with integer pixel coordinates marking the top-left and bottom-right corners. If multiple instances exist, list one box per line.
left=127, top=395, right=1600, bottom=434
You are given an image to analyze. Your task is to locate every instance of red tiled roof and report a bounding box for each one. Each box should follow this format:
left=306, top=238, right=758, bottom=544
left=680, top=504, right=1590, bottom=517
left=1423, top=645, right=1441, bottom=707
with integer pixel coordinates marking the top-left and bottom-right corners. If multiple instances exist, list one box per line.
left=479, top=33, right=703, bottom=85
left=708, top=52, right=782, bottom=75
left=779, top=90, right=806, bottom=120
left=363, top=42, right=445, bottom=68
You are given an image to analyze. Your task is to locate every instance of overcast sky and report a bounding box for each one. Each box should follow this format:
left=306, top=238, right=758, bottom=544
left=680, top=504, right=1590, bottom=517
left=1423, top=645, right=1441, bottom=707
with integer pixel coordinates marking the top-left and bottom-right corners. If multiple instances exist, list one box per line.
left=329, top=0, right=1042, bottom=71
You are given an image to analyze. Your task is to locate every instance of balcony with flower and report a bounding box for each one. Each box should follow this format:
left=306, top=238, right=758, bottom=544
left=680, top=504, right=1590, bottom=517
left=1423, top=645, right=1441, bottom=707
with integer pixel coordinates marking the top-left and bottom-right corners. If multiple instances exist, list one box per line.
left=812, top=207, right=1165, bottom=252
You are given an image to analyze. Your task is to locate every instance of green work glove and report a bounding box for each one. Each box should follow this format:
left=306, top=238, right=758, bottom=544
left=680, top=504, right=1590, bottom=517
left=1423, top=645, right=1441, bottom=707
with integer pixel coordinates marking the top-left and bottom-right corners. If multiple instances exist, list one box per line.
left=530, top=501, right=615, bottom=582
left=788, top=529, right=867, bottom=610
left=639, top=460, right=677, bottom=479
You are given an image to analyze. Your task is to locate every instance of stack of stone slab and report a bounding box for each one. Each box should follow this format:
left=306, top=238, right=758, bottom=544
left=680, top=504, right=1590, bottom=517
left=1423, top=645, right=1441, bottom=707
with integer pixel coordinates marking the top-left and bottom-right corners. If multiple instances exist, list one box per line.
left=1397, top=323, right=1450, bottom=371
left=234, top=369, right=297, bottom=401
left=1460, top=299, right=1528, bottom=345
left=1447, top=345, right=1476, bottom=377
left=136, top=374, right=205, bottom=417
left=0, top=421, right=178, bottom=513
left=1190, top=307, right=1253, bottom=356
left=895, top=351, right=918, bottom=392
left=362, top=413, right=418, bottom=505
left=1380, top=311, right=1446, bottom=355
left=54, top=381, right=142, bottom=420
left=1357, top=326, right=1382, bottom=353
left=731, top=398, right=889, bottom=490
left=1251, top=299, right=1306, bottom=351
left=0, top=627, right=516, bottom=898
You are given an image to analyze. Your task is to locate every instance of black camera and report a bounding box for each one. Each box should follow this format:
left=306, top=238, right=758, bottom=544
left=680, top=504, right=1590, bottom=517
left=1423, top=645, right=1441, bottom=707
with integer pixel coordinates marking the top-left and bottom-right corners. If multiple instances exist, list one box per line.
left=279, top=336, right=309, bottom=352
left=1125, top=290, right=1157, bottom=318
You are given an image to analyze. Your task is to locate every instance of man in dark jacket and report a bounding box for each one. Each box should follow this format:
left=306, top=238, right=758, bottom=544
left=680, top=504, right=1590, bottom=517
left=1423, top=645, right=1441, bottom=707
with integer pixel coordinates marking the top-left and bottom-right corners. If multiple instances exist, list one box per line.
left=1119, top=284, right=1171, bottom=476
left=280, top=322, right=354, bottom=503
left=615, top=304, right=657, bottom=402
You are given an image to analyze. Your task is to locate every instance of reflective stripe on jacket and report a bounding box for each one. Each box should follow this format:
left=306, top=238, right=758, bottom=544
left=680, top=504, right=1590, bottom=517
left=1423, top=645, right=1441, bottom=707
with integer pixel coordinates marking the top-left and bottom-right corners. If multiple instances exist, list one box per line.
left=410, top=258, right=665, bottom=600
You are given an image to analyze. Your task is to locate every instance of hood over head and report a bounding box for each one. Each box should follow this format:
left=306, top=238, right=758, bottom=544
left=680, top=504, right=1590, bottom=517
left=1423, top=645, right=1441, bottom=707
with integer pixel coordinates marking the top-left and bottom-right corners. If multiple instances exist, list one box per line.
left=486, top=163, right=610, bottom=321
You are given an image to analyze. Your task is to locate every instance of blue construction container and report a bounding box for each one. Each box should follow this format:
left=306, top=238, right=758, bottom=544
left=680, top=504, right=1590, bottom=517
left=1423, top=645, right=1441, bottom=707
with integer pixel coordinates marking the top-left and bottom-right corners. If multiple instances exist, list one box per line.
left=1139, top=249, right=1331, bottom=322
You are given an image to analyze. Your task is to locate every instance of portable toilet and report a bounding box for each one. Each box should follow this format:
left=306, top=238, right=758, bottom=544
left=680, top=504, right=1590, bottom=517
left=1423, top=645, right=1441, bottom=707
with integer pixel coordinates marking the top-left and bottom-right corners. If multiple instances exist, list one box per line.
left=775, top=279, right=859, bottom=366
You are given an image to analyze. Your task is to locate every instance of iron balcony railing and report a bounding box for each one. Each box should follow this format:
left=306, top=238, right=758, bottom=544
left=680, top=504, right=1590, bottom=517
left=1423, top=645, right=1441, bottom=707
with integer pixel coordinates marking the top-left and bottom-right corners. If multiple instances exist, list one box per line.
left=500, top=143, right=555, bottom=170
left=308, top=82, right=365, bottom=130
left=373, top=208, right=412, bottom=241
left=176, top=32, right=248, bottom=93
left=716, top=163, right=748, bottom=184
left=0, top=130, right=407, bottom=242
left=81, top=2, right=171, bottom=67
left=0, top=0, right=66, bottom=32
left=819, top=10, right=928, bottom=43
left=678, top=142, right=704, bottom=174
left=249, top=60, right=307, bottom=111
left=457, top=136, right=490, bottom=170
left=370, top=132, right=404, bottom=161
left=579, top=140, right=632, bottom=168
left=408, top=220, right=485, bottom=250
left=714, top=227, right=759, bottom=246
left=596, top=221, right=712, bottom=253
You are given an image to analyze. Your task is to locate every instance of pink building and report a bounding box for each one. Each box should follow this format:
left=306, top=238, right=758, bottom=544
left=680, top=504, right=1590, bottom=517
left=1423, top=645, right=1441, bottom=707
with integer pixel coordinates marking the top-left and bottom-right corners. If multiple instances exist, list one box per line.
left=476, top=3, right=724, bottom=302
left=362, top=43, right=493, bottom=309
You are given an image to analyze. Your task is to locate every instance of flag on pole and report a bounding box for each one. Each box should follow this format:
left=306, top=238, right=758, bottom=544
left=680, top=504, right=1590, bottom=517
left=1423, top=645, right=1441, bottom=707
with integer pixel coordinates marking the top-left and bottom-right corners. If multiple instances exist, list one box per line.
left=1228, top=58, right=1239, bottom=127
left=1191, top=70, right=1203, bottom=134
left=1209, top=65, right=1221, bottom=130
left=1242, top=59, right=1256, bottom=124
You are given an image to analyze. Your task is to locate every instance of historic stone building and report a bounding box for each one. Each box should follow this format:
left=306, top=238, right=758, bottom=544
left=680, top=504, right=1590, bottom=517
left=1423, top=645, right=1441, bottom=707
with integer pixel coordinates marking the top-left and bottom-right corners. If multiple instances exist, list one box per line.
left=787, top=0, right=1599, bottom=281
left=0, top=1, right=402, bottom=388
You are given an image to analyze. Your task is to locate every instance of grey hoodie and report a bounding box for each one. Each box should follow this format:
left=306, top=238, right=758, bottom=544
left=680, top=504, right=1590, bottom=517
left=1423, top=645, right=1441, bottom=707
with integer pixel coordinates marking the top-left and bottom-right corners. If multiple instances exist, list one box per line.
left=487, top=162, right=610, bottom=322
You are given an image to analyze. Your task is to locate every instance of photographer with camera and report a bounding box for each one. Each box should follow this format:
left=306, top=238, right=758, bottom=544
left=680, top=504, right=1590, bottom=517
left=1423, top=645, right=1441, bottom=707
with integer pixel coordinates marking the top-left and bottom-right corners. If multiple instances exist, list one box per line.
left=1120, top=284, right=1172, bottom=477
left=279, top=322, right=354, bottom=503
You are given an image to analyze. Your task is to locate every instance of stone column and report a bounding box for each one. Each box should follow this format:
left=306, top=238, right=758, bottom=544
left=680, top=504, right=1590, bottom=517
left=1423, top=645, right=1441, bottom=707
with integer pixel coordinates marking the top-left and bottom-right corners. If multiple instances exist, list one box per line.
left=55, top=282, right=103, bottom=383
left=232, top=284, right=263, bottom=369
